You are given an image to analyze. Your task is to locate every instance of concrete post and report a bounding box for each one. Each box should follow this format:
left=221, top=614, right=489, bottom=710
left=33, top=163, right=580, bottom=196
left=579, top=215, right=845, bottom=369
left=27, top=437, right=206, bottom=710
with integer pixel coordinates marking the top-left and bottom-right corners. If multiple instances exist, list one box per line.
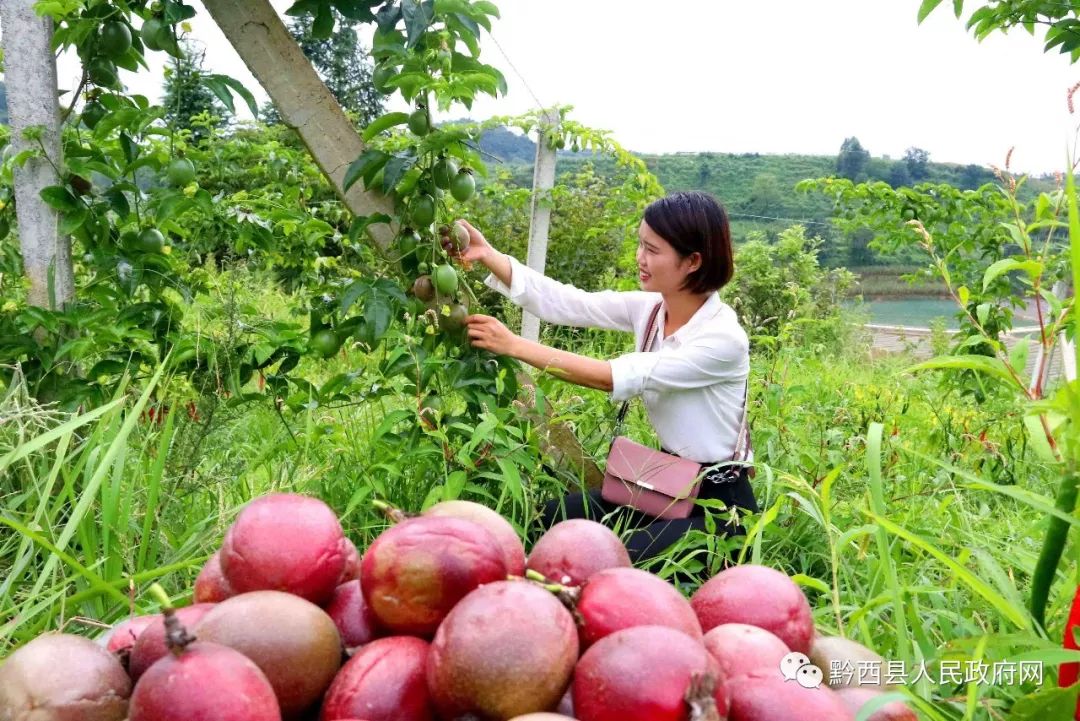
left=520, top=109, right=559, bottom=342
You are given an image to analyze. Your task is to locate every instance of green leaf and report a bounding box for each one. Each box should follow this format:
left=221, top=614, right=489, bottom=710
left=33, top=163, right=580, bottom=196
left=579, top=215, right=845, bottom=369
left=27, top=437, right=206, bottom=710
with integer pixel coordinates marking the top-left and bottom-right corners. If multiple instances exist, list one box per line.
left=952, top=0, right=963, bottom=17
left=285, top=0, right=323, bottom=15
left=917, top=0, right=946, bottom=23
left=313, top=3, right=335, bottom=38
left=982, top=257, right=1043, bottom=291
left=473, top=0, right=499, bottom=18
left=202, top=74, right=259, bottom=117
left=375, top=3, right=402, bottom=33
left=202, top=75, right=236, bottom=114
left=867, top=511, right=1029, bottom=628
left=39, top=186, right=79, bottom=212
left=381, top=154, right=414, bottom=193
left=343, top=150, right=389, bottom=192
left=1067, top=157, right=1080, bottom=378
left=365, top=296, right=392, bottom=341
left=976, top=302, right=991, bottom=327
left=958, top=285, right=969, bottom=306
left=332, top=0, right=379, bottom=22
left=1009, top=682, right=1079, bottom=721
left=444, top=470, right=467, bottom=500
left=1009, top=337, right=1031, bottom=375
left=402, top=0, right=435, bottom=47
left=905, top=354, right=1016, bottom=385
left=790, top=574, right=829, bottom=594
left=340, top=279, right=371, bottom=315
left=361, top=112, right=410, bottom=142
left=119, top=132, right=138, bottom=164
left=59, top=207, right=88, bottom=235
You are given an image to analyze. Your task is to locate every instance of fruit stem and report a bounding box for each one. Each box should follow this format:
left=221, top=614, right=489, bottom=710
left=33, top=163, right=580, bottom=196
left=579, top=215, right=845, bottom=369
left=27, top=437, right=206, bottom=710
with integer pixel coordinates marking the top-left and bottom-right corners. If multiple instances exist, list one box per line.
left=149, top=583, right=196, bottom=656
left=685, top=673, right=721, bottom=721
left=371, top=499, right=411, bottom=523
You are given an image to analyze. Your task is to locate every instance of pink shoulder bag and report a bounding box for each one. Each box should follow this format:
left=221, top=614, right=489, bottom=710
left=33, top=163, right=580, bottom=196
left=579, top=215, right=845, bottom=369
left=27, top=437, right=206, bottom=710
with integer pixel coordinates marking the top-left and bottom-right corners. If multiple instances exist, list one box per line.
left=601, top=302, right=752, bottom=520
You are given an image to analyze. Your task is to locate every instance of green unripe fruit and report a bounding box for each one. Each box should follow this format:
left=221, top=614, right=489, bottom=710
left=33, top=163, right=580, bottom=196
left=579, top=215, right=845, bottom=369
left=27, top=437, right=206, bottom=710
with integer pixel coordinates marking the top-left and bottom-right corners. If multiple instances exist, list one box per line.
left=449, top=170, right=475, bottom=202
left=408, top=107, right=432, bottom=136
left=432, top=157, right=459, bottom=189
left=406, top=106, right=429, bottom=136
left=417, top=262, right=430, bottom=275
left=310, top=328, right=342, bottom=358
left=433, top=264, right=458, bottom=296
left=410, top=194, right=436, bottom=227
left=373, top=65, right=396, bottom=93
left=398, top=230, right=420, bottom=256
left=87, top=58, right=119, bottom=88
left=98, top=21, right=132, bottom=57
left=166, top=158, right=196, bottom=186
left=82, top=101, right=107, bottom=130
left=137, top=228, right=165, bottom=253
left=141, top=18, right=164, bottom=51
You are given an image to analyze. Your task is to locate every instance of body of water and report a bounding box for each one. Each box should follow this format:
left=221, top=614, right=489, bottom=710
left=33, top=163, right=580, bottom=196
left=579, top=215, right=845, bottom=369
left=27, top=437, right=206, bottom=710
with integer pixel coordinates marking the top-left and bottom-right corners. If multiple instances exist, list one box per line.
left=848, top=298, right=961, bottom=329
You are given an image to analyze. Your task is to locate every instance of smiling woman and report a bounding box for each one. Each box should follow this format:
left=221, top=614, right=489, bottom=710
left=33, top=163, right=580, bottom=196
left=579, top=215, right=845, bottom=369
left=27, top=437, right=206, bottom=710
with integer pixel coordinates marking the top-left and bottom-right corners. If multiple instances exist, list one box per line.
left=448, top=191, right=757, bottom=567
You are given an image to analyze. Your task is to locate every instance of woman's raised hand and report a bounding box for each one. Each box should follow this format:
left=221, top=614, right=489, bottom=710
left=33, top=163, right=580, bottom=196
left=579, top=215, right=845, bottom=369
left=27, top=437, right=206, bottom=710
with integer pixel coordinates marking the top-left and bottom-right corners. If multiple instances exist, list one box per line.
left=441, top=219, right=494, bottom=266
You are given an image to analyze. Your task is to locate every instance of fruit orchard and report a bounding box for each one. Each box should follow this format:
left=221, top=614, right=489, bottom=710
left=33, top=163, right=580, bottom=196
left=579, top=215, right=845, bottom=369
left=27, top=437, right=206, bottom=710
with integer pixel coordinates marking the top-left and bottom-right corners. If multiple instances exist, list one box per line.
left=2, top=1, right=1080, bottom=720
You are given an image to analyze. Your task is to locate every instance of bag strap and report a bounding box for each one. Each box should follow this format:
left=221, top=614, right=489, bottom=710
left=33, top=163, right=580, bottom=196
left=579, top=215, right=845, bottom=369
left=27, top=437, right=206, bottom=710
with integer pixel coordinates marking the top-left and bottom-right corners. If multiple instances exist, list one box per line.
left=612, top=301, right=663, bottom=435
left=729, top=377, right=752, bottom=463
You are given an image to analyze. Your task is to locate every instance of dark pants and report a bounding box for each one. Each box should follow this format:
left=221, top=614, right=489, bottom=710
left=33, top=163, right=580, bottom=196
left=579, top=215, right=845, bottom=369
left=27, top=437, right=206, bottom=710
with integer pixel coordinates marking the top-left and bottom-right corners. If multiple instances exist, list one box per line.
left=538, top=464, right=759, bottom=566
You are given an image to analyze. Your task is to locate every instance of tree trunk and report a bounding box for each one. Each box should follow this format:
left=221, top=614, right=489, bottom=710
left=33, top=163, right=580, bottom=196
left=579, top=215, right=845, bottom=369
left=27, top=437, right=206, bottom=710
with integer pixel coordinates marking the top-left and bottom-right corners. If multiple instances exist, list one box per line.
left=199, top=0, right=396, bottom=248
left=203, top=0, right=603, bottom=489
left=1, top=0, right=75, bottom=309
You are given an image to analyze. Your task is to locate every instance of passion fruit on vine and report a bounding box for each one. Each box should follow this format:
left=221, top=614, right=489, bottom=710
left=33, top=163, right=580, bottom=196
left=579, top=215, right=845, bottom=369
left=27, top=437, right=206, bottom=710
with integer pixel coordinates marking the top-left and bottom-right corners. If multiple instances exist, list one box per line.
left=167, top=158, right=196, bottom=186
left=310, top=328, right=342, bottom=358
left=408, top=107, right=432, bottom=136
left=411, top=275, right=436, bottom=302
left=373, top=64, right=397, bottom=93
left=411, top=194, right=436, bottom=228
left=433, top=264, right=459, bottom=296
left=88, top=57, right=119, bottom=88
left=433, top=157, right=459, bottom=190
left=439, top=303, right=468, bottom=334
left=98, top=21, right=133, bottom=58
left=82, top=100, right=108, bottom=129
left=136, top=228, right=165, bottom=254
left=449, top=169, right=475, bottom=202
left=398, top=229, right=421, bottom=256
left=140, top=18, right=165, bottom=51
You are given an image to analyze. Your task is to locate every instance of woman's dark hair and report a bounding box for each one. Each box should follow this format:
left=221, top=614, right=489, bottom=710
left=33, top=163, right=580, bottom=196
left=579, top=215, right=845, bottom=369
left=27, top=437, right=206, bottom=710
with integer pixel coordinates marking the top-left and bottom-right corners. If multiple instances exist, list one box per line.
left=642, top=191, right=733, bottom=294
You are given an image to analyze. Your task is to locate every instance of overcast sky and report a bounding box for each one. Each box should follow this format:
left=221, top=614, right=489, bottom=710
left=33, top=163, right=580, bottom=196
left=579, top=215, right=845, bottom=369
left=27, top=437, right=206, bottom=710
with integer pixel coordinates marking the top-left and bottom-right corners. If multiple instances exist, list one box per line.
left=38, top=0, right=1080, bottom=174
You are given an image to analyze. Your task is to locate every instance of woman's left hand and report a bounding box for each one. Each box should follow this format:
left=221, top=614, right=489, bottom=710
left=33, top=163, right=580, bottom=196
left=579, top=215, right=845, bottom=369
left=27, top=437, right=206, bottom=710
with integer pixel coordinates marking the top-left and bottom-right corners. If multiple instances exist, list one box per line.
left=465, top=314, right=519, bottom=356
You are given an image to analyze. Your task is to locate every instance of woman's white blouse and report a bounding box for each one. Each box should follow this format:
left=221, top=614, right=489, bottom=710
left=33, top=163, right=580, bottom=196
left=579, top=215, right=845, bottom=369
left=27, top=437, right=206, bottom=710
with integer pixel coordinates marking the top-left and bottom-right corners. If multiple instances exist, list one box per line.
left=484, top=255, right=751, bottom=464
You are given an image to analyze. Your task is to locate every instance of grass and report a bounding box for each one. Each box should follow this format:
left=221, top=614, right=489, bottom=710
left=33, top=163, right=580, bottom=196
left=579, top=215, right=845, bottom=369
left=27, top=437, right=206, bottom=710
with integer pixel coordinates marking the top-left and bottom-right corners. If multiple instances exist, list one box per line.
left=1, top=265, right=1077, bottom=718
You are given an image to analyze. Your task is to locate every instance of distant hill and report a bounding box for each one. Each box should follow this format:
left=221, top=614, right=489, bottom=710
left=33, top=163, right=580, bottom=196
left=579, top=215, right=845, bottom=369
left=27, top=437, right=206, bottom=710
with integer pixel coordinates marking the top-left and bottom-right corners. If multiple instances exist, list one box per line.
left=477, top=124, right=536, bottom=164
left=470, top=128, right=1056, bottom=268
